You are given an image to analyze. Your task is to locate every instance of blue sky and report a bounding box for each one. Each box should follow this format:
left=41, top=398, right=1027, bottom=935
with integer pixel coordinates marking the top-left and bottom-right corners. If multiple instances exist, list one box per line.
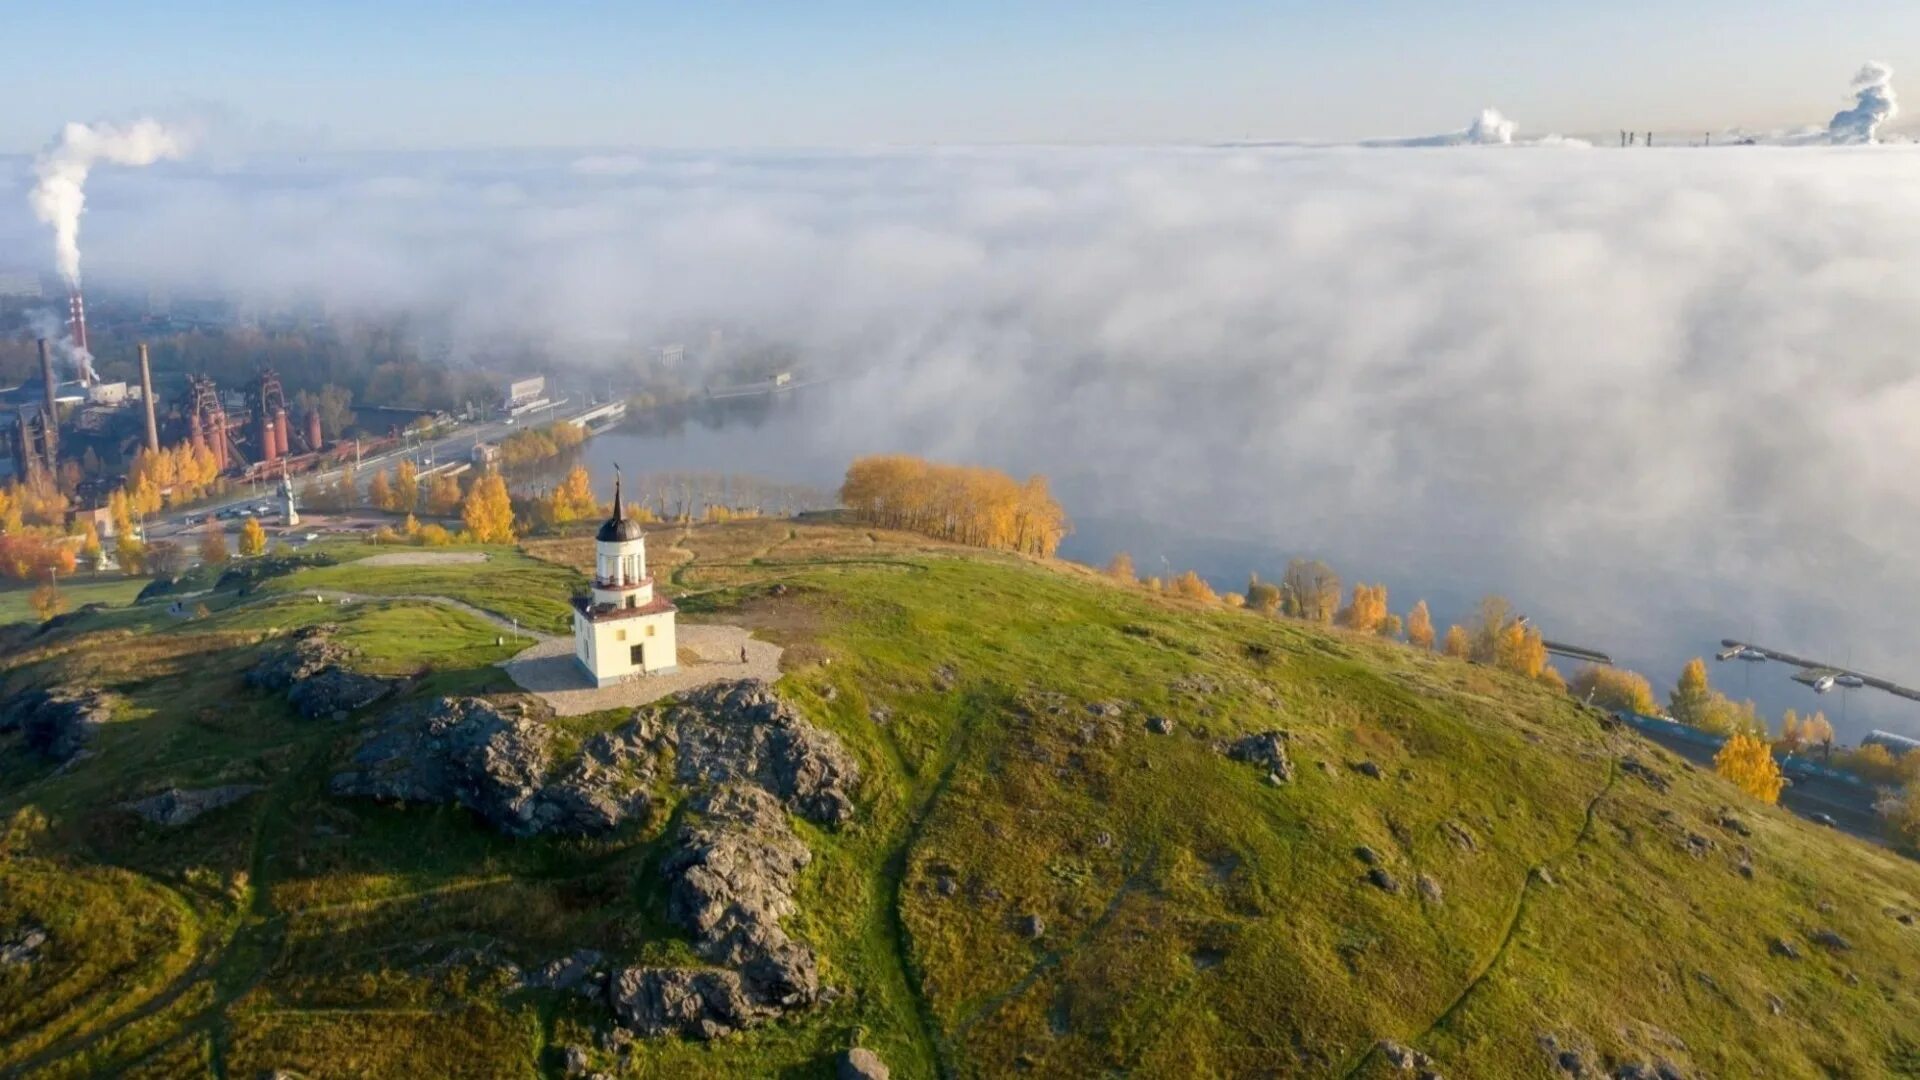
left=6, top=2, right=1919, bottom=150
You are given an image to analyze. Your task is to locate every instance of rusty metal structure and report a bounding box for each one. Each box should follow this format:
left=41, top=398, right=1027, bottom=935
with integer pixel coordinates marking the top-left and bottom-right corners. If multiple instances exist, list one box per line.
left=186, top=373, right=238, bottom=472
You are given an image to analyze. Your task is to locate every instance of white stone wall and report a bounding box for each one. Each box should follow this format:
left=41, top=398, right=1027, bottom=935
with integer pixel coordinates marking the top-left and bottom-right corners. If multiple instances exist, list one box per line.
left=573, top=609, right=678, bottom=686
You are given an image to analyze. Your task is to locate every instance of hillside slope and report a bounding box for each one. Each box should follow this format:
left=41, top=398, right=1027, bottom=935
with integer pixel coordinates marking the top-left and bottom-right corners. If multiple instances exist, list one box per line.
left=3, top=519, right=1919, bottom=1078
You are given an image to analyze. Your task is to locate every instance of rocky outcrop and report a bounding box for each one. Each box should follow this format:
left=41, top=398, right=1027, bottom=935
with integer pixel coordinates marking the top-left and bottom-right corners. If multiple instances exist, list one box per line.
left=0, top=686, right=114, bottom=762
left=610, top=784, right=824, bottom=1039
left=329, top=697, right=657, bottom=838
left=1225, top=730, right=1294, bottom=782
left=1, top=924, right=47, bottom=967
left=669, top=681, right=860, bottom=826
left=247, top=626, right=397, bottom=720
left=122, top=785, right=262, bottom=826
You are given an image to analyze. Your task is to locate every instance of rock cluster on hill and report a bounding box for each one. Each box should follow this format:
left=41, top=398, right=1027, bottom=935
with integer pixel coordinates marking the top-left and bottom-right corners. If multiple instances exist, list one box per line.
left=326, top=678, right=859, bottom=1040
left=330, top=697, right=658, bottom=838
left=613, top=784, right=820, bottom=1038
left=121, top=785, right=262, bottom=827
left=668, top=681, right=860, bottom=826
left=0, top=686, right=115, bottom=763
left=246, top=625, right=398, bottom=720
left=1224, top=729, right=1294, bottom=782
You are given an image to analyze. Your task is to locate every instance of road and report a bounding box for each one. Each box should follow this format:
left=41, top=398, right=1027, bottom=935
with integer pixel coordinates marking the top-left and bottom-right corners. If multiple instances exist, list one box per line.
left=141, top=398, right=586, bottom=542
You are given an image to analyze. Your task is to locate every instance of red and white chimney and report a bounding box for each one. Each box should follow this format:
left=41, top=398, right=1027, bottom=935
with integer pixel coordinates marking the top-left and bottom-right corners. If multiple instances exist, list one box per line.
left=67, top=289, right=92, bottom=384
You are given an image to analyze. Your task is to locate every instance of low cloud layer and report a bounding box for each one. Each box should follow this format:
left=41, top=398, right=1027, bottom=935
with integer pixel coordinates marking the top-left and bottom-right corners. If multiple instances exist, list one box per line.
left=7, top=140, right=1920, bottom=732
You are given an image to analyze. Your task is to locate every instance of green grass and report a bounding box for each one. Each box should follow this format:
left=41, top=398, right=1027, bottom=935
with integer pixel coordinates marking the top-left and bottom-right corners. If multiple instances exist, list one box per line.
left=0, top=576, right=151, bottom=627
left=4, top=520, right=1920, bottom=1078
left=255, top=544, right=581, bottom=633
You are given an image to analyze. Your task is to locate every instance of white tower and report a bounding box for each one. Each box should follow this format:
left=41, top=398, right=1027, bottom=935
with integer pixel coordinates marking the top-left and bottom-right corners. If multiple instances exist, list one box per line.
left=279, top=467, right=299, bottom=527
left=571, top=471, right=677, bottom=685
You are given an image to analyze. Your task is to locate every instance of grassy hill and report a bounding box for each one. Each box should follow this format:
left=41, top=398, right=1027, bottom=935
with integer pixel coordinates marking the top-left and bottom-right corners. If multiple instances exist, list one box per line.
left=4, top=519, right=1920, bottom=1078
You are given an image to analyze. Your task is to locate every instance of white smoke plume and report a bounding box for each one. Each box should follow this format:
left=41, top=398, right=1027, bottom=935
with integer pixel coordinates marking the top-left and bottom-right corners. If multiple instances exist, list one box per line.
left=1828, top=62, right=1897, bottom=144
left=1463, top=108, right=1517, bottom=145
left=29, top=118, right=187, bottom=286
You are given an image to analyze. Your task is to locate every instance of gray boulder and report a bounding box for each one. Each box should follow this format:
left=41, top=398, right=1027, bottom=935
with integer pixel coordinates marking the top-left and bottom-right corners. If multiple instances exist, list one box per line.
left=669, top=681, right=860, bottom=826
left=1226, top=730, right=1293, bottom=781
left=248, top=626, right=397, bottom=719
left=0, top=687, right=114, bottom=762
left=1, top=924, right=47, bottom=967
left=839, top=1047, right=891, bottom=1080
left=609, top=966, right=772, bottom=1040
left=122, top=785, right=262, bottom=827
left=329, top=697, right=656, bottom=838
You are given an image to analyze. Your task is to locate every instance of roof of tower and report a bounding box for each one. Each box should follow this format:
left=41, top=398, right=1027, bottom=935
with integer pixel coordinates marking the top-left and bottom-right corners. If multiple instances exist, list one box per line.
left=597, top=470, right=646, bottom=542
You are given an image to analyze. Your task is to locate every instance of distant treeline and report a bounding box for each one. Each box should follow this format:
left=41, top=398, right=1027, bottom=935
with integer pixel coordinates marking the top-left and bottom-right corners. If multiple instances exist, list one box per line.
left=840, top=454, right=1069, bottom=557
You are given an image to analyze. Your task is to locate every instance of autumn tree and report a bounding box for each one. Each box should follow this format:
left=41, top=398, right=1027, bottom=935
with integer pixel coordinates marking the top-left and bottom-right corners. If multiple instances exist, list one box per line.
left=1801, top=713, right=1836, bottom=760
left=1405, top=600, right=1435, bottom=650
left=239, top=516, right=268, bottom=557
left=1537, top=665, right=1567, bottom=692
left=1840, top=744, right=1900, bottom=784
left=368, top=469, right=395, bottom=513
left=199, top=520, right=230, bottom=565
left=1379, top=612, right=1404, bottom=639
left=1670, top=658, right=1713, bottom=727
left=1280, top=559, right=1341, bottom=623
left=116, top=535, right=147, bottom=575
left=1169, top=570, right=1218, bottom=603
left=426, top=473, right=463, bottom=516
left=78, top=519, right=103, bottom=569
left=1245, top=574, right=1281, bottom=616
left=29, top=582, right=66, bottom=622
left=1695, top=695, right=1766, bottom=739
left=1495, top=620, right=1548, bottom=678
left=1715, top=731, right=1784, bottom=805
left=1108, top=553, right=1136, bottom=582
left=1443, top=625, right=1470, bottom=657
left=839, top=455, right=1069, bottom=556
left=1337, top=583, right=1389, bottom=634
left=548, top=464, right=601, bottom=524
left=461, top=471, right=517, bottom=543
left=1567, top=665, right=1659, bottom=714
left=394, top=458, right=420, bottom=513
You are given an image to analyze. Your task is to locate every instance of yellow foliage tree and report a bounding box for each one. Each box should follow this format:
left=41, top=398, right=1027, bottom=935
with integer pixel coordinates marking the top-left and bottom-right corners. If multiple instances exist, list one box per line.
left=461, top=471, right=516, bottom=543
left=1670, top=658, right=1713, bottom=727
left=1406, top=600, right=1435, bottom=650
left=1169, top=570, right=1218, bottom=603
left=78, top=518, right=103, bottom=568
left=238, top=516, right=268, bottom=557
left=1537, top=665, right=1567, bottom=692
left=1337, top=583, right=1389, bottom=633
left=1443, top=625, right=1470, bottom=658
left=394, top=459, right=420, bottom=513
left=29, top=582, right=66, bottom=622
left=368, top=469, right=395, bottom=513
left=1245, top=574, right=1281, bottom=616
left=1567, top=665, right=1659, bottom=714
left=840, top=455, right=1069, bottom=556
left=116, top=534, right=146, bottom=575
left=1107, top=553, right=1136, bottom=581
left=1715, top=731, right=1784, bottom=805
left=1379, top=612, right=1403, bottom=639
left=1495, top=621, right=1547, bottom=678
left=549, top=464, right=601, bottom=524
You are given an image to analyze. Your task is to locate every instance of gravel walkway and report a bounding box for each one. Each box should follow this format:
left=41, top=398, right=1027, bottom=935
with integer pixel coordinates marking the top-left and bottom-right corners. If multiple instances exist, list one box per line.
left=501, top=622, right=783, bottom=716
left=356, top=551, right=492, bottom=567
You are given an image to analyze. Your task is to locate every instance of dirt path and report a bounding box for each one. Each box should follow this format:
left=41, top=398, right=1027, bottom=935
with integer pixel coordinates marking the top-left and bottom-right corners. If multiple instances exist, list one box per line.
left=1338, top=746, right=1624, bottom=1077
left=301, top=589, right=555, bottom=642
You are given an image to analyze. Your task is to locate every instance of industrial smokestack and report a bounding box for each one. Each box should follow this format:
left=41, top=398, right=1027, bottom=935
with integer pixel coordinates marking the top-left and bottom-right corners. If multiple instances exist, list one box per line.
left=306, top=408, right=323, bottom=450
left=67, top=290, right=88, bottom=353
left=138, top=342, right=159, bottom=453
left=275, top=408, right=291, bottom=459
left=37, top=338, right=58, bottom=468
left=257, top=409, right=278, bottom=464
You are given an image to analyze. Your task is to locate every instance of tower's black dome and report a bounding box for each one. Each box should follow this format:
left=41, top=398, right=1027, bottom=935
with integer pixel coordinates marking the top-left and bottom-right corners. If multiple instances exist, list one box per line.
left=597, top=515, right=645, bottom=542
left=597, top=472, right=644, bottom=542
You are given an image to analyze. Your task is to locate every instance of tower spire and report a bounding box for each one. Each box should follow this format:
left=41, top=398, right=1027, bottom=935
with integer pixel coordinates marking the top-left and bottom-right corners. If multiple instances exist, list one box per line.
left=611, top=465, right=624, bottom=523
